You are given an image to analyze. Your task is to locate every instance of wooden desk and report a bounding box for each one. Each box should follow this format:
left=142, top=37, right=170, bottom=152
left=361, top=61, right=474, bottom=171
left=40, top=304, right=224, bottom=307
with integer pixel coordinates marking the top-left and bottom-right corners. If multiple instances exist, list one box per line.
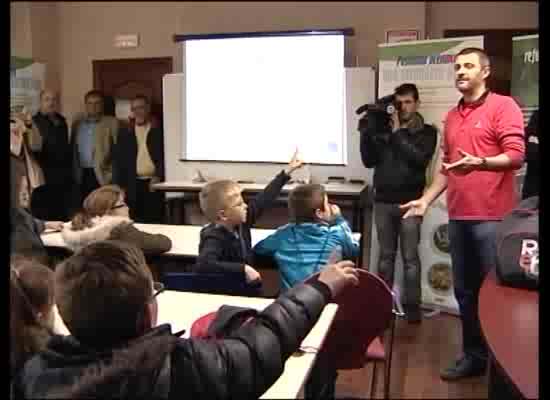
left=53, top=291, right=338, bottom=399
left=152, top=180, right=367, bottom=232
left=42, top=223, right=361, bottom=258
left=153, top=181, right=365, bottom=196
left=479, top=270, right=538, bottom=399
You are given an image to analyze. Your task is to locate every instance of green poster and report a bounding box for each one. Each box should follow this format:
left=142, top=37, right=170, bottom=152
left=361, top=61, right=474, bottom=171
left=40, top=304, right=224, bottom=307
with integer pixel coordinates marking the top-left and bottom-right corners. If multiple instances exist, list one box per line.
left=10, top=56, right=46, bottom=114
left=511, top=35, right=538, bottom=108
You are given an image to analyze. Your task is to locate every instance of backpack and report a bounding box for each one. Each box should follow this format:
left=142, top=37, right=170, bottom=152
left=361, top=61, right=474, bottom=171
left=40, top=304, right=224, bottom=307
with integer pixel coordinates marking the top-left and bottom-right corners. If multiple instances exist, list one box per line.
left=495, top=196, right=539, bottom=290
left=190, top=305, right=259, bottom=339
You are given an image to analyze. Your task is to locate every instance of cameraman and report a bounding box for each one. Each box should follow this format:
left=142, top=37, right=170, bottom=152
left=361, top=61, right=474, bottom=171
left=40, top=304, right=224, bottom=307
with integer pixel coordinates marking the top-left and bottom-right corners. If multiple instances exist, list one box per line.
left=359, top=83, right=437, bottom=323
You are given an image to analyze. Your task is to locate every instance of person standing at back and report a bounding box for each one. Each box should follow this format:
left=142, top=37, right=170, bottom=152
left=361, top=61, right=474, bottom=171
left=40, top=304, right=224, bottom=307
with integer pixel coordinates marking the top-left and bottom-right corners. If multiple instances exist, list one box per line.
left=360, top=83, right=437, bottom=323
left=113, top=95, right=165, bottom=223
left=32, top=90, right=73, bottom=190
left=522, top=109, right=538, bottom=199
left=400, top=48, right=525, bottom=380
left=70, top=90, right=119, bottom=204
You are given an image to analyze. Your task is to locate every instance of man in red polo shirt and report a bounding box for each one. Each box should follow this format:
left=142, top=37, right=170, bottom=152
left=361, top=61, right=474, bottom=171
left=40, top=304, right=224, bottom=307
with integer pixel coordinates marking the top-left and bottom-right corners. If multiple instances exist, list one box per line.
left=400, top=48, right=524, bottom=380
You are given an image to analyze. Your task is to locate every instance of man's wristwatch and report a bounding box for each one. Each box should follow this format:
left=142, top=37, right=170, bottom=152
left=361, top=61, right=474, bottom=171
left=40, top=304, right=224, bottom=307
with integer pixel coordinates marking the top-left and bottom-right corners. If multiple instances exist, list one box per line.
left=479, top=157, right=488, bottom=170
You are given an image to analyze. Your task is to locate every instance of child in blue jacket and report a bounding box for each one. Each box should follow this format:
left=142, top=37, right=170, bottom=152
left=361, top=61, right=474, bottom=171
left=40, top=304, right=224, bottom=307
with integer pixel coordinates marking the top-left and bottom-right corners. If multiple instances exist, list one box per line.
left=254, top=184, right=359, bottom=290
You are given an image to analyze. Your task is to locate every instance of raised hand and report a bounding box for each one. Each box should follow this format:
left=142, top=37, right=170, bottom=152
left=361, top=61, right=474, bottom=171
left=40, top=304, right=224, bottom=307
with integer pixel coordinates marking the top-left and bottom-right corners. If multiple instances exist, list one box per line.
left=285, top=148, right=304, bottom=175
left=45, top=221, right=65, bottom=231
left=390, top=110, right=400, bottom=132
left=318, top=260, right=360, bottom=297
left=244, top=264, right=262, bottom=284
left=328, top=203, right=342, bottom=222
left=399, top=198, right=428, bottom=219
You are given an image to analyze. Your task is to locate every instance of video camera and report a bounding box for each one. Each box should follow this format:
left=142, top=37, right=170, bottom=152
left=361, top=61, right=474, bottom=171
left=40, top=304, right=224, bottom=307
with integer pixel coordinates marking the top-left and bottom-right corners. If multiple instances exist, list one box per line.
left=356, top=94, right=402, bottom=134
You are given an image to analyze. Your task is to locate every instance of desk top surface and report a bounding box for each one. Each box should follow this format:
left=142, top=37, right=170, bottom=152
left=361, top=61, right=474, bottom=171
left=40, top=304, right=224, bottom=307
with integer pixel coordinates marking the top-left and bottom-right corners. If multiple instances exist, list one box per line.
left=53, top=291, right=338, bottom=399
left=478, top=270, right=538, bottom=399
left=153, top=180, right=366, bottom=195
left=42, top=224, right=360, bottom=258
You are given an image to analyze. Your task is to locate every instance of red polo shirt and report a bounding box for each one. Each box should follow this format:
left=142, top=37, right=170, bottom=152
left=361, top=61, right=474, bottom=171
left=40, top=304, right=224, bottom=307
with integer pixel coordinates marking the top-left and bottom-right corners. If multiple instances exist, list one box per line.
left=441, top=91, right=525, bottom=220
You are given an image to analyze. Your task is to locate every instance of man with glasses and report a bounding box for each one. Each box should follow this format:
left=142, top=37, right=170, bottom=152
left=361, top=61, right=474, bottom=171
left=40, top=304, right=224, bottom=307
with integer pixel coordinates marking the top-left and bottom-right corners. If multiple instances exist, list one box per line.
left=114, top=95, right=165, bottom=223
left=16, top=240, right=360, bottom=398
left=70, top=90, right=119, bottom=203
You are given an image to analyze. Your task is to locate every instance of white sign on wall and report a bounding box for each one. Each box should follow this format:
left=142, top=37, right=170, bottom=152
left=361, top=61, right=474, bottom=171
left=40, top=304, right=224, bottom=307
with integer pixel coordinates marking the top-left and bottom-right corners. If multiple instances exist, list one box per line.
left=10, top=57, right=46, bottom=115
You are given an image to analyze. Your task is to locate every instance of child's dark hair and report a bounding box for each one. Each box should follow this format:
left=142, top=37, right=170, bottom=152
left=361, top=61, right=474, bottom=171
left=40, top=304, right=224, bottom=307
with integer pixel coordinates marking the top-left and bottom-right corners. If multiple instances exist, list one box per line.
left=55, top=241, right=152, bottom=348
left=394, top=83, right=419, bottom=101
left=288, top=184, right=327, bottom=223
left=71, top=185, right=125, bottom=231
left=10, top=256, right=55, bottom=373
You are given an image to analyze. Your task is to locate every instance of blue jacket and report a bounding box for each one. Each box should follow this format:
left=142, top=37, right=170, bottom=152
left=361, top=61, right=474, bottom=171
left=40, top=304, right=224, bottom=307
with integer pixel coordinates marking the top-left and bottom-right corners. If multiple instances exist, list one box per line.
left=254, top=216, right=359, bottom=289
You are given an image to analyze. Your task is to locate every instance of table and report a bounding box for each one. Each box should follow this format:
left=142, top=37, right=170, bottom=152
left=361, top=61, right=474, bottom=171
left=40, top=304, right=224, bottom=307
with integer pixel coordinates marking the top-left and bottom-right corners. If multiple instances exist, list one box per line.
left=41, top=223, right=361, bottom=258
left=152, top=180, right=367, bottom=232
left=53, top=291, right=338, bottom=399
left=478, top=269, right=538, bottom=399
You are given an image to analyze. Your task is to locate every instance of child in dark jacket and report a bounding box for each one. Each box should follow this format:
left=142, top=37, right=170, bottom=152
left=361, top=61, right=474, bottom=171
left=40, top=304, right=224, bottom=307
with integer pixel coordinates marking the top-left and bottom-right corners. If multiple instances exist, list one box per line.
left=15, top=240, right=359, bottom=399
left=195, top=150, right=303, bottom=284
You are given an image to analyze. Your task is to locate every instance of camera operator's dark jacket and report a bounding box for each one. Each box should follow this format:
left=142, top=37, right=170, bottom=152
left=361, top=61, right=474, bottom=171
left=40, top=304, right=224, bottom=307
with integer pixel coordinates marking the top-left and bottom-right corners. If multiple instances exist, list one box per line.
left=360, top=111, right=437, bottom=204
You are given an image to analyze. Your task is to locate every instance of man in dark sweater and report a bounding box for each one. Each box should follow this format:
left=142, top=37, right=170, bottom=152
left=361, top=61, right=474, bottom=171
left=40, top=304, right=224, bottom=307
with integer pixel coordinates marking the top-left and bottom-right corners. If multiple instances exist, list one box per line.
left=196, top=151, right=303, bottom=286
left=360, top=83, right=437, bottom=323
left=522, top=110, right=538, bottom=199
left=32, top=90, right=73, bottom=189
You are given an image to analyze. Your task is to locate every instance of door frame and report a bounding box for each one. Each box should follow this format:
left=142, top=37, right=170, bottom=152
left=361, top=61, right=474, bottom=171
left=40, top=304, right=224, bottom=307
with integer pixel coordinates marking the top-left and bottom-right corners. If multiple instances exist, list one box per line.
left=92, top=57, right=173, bottom=90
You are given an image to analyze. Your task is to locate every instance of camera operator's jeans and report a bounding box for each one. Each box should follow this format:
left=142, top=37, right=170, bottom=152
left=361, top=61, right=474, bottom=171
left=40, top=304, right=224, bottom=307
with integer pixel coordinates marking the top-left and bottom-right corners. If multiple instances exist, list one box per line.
left=448, top=220, right=497, bottom=364
left=374, top=202, right=422, bottom=310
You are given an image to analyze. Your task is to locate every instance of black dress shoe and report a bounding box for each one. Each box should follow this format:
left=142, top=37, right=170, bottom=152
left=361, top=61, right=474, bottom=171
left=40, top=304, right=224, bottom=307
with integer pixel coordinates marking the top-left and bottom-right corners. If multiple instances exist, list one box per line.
left=440, top=356, right=487, bottom=381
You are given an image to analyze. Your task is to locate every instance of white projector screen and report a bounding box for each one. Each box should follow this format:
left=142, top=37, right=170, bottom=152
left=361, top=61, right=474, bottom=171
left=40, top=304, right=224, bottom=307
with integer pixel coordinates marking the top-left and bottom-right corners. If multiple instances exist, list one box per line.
left=181, top=33, right=347, bottom=165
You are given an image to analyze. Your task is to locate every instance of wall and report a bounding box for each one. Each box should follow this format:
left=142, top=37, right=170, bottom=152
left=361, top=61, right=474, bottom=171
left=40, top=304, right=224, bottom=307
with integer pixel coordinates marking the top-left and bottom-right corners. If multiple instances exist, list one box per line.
left=56, top=2, right=187, bottom=120
left=51, top=1, right=426, bottom=183
left=14, top=1, right=539, bottom=117
left=427, top=1, right=538, bottom=38
left=178, top=2, right=426, bottom=66
left=53, top=1, right=426, bottom=122
left=11, top=1, right=538, bottom=181
left=29, top=2, right=61, bottom=93
left=10, top=2, right=61, bottom=92
left=10, top=2, right=32, bottom=58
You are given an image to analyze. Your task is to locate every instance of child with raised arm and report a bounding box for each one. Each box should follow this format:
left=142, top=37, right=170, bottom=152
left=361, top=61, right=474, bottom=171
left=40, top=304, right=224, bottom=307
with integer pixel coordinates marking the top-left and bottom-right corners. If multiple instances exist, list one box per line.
left=196, top=150, right=303, bottom=284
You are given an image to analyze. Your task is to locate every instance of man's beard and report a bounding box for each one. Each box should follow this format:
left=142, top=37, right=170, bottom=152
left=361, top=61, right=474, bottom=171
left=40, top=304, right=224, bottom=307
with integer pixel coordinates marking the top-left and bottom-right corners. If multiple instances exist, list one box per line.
left=400, top=111, right=424, bottom=132
left=399, top=111, right=414, bottom=123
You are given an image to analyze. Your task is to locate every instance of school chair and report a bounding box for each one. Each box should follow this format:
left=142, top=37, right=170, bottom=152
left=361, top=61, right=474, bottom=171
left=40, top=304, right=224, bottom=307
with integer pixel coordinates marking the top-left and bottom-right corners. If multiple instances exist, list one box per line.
left=305, top=268, right=402, bottom=399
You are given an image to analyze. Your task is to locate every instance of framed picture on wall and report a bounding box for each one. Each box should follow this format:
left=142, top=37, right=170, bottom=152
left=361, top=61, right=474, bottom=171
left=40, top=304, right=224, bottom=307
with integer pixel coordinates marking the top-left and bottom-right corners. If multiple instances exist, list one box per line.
left=385, top=29, right=420, bottom=43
